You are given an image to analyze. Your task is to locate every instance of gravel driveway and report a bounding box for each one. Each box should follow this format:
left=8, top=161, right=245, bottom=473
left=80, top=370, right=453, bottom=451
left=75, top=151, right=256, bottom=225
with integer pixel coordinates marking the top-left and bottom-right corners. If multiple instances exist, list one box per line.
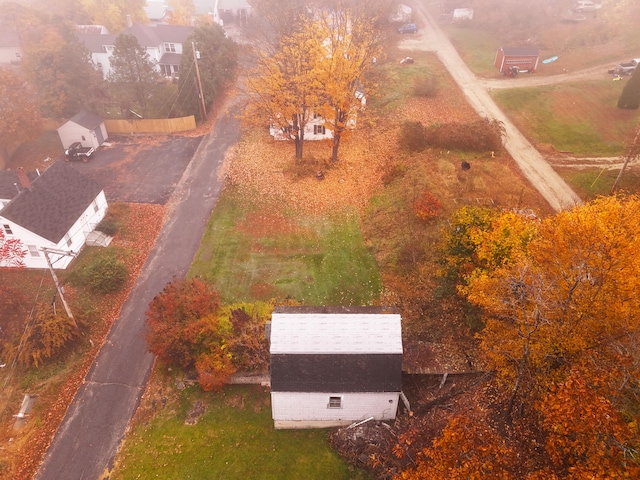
left=401, top=5, right=583, bottom=212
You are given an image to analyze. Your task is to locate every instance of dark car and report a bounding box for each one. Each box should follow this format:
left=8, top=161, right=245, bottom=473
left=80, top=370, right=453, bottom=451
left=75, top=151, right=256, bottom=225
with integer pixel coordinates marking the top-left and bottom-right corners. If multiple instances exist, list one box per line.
left=397, top=23, right=418, bottom=34
left=65, top=142, right=95, bottom=162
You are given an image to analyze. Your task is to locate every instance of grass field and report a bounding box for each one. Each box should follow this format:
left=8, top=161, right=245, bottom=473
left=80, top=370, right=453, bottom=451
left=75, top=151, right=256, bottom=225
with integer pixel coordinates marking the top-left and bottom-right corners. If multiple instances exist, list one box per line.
left=112, top=384, right=369, bottom=480
left=492, top=81, right=640, bottom=156
left=189, top=191, right=382, bottom=305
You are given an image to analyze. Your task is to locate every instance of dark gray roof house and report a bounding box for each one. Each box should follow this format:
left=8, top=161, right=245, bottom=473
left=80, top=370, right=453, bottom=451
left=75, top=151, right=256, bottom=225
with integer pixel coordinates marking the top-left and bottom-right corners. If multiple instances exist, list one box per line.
left=0, top=161, right=108, bottom=269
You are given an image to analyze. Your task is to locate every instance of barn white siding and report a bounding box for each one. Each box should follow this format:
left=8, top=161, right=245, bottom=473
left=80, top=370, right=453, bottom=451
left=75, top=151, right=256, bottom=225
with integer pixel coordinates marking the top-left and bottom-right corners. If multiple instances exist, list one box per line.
left=271, top=391, right=400, bottom=429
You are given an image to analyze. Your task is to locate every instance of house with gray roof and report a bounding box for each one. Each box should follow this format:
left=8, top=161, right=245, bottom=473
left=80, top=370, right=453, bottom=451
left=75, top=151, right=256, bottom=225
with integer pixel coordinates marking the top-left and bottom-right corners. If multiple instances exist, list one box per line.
left=269, top=306, right=403, bottom=429
left=77, top=22, right=193, bottom=79
left=0, top=161, right=108, bottom=269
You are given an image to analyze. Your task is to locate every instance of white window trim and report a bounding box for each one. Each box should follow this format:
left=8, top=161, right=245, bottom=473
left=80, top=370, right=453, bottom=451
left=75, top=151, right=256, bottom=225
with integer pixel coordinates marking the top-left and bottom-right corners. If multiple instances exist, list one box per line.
left=328, top=396, right=342, bottom=409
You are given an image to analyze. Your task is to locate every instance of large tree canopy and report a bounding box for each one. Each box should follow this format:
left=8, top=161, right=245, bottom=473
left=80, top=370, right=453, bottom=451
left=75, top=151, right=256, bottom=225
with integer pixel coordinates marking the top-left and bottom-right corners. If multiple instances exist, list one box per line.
left=176, top=24, right=237, bottom=121
left=0, top=68, right=42, bottom=169
left=108, top=34, right=159, bottom=116
left=78, top=0, right=147, bottom=32
left=401, top=196, right=640, bottom=479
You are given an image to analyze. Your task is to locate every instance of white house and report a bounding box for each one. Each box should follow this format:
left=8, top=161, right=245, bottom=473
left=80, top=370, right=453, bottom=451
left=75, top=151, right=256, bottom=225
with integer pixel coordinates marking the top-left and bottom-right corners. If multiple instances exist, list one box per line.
left=77, top=22, right=193, bottom=79
left=269, top=306, right=403, bottom=429
left=0, top=161, right=108, bottom=269
left=57, top=110, right=108, bottom=150
left=269, top=89, right=366, bottom=141
left=0, top=22, right=23, bottom=65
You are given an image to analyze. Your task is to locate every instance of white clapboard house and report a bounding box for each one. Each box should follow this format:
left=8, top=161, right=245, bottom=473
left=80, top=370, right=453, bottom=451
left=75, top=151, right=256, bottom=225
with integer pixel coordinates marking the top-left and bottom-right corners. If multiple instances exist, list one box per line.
left=269, top=306, right=403, bottom=429
left=0, top=161, right=108, bottom=269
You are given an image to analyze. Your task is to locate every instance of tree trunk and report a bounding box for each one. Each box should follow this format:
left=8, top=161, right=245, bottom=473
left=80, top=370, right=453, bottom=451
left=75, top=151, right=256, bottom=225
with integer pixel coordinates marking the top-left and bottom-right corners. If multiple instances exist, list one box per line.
left=295, top=138, right=303, bottom=159
left=506, top=341, right=530, bottom=424
left=331, top=132, right=342, bottom=163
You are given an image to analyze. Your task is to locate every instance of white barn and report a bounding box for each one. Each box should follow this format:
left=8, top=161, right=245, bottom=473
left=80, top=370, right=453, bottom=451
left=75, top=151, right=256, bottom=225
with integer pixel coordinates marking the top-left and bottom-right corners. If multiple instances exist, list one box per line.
left=0, top=161, right=108, bottom=269
left=57, top=110, right=108, bottom=150
left=269, top=306, right=403, bottom=429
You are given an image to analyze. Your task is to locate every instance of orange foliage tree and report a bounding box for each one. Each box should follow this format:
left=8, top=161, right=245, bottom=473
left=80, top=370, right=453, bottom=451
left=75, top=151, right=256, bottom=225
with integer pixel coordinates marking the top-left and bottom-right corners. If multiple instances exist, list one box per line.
left=469, top=196, right=640, bottom=418
left=398, top=412, right=518, bottom=480
left=145, top=277, right=235, bottom=389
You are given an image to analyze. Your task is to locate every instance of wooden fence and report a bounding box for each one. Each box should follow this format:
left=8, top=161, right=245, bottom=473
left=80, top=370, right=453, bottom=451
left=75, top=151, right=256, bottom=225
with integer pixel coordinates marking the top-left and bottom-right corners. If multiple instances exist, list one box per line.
left=104, top=115, right=196, bottom=134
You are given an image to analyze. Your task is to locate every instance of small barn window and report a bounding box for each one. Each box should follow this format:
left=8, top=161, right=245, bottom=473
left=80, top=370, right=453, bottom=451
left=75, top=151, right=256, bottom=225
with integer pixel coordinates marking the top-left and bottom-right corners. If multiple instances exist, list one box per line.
left=65, top=233, right=72, bottom=247
left=3, top=224, right=13, bottom=235
left=81, top=135, right=86, bottom=141
left=28, top=245, right=40, bottom=257
left=328, top=396, right=342, bottom=409
left=93, top=200, right=99, bottom=213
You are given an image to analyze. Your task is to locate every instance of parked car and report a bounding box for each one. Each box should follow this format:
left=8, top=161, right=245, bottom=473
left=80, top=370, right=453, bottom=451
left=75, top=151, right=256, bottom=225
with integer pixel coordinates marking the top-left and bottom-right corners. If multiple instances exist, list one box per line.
left=573, top=1, right=602, bottom=13
left=65, top=142, right=94, bottom=162
left=397, top=23, right=418, bottom=34
left=615, top=58, right=640, bottom=76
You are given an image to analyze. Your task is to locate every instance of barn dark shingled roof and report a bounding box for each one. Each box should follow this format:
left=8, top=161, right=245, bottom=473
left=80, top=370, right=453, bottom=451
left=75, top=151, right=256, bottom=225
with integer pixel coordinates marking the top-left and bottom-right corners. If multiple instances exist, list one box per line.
left=0, top=161, right=103, bottom=243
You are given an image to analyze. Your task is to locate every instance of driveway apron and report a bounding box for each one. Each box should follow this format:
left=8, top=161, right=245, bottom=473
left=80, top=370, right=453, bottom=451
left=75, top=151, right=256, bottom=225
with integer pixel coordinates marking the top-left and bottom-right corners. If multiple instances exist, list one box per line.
left=35, top=99, right=241, bottom=480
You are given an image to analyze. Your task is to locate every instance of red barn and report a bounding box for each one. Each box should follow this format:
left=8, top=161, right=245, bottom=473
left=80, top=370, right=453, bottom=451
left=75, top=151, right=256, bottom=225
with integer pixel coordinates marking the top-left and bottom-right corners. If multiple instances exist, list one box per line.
left=494, top=46, right=540, bottom=73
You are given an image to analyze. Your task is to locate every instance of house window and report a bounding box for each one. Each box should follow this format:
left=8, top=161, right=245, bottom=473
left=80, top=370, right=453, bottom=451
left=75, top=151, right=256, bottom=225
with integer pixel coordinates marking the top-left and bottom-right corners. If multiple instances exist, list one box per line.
left=64, top=233, right=72, bottom=247
left=328, top=396, right=342, bottom=409
left=165, top=43, right=176, bottom=53
left=314, top=125, right=326, bottom=135
left=313, top=112, right=321, bottom=119
left=28, top=245, right=40, bottom=257
left=81, top=135, right=86, bottom=141
left=3, top=224, right=13, bottom=235
left=93, top=200, right=100, bottom=213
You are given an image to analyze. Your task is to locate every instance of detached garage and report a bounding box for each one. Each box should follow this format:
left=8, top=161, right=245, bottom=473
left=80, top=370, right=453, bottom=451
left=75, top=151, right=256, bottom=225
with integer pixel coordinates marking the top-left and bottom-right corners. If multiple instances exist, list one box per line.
left=57, top=110, right=108, bottom=150
left=269, top=306, right=403, bottom=429
left=494, top=46, right=540, bottom=73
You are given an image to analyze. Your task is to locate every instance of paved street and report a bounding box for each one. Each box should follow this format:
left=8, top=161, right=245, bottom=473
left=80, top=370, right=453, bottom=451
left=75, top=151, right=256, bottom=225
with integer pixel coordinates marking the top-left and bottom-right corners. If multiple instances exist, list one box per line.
left=35, top=98, right=241, bottom=480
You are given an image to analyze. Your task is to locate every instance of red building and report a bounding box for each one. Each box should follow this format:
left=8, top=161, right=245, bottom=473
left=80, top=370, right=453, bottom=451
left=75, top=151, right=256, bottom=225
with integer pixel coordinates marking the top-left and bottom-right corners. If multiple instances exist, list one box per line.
left=494, top=46, right=540, bottom=73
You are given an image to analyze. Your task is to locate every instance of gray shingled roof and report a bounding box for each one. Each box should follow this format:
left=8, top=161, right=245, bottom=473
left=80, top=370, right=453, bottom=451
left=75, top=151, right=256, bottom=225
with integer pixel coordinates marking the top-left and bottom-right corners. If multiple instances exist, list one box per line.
left=0, top=161, right=103, bottom=243
left=0, top=171, right=20, bottom=200
left=67, top=110, right=103, bottom=130
left=501, top=46, right=539, bottom=56
left=76, top=32, right=116, bottom=53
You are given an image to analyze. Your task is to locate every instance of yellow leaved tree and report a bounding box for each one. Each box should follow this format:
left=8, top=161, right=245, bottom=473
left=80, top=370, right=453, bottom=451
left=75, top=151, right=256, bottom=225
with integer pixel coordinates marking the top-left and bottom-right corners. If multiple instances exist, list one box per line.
left=468, top=196, right=640, bottom=419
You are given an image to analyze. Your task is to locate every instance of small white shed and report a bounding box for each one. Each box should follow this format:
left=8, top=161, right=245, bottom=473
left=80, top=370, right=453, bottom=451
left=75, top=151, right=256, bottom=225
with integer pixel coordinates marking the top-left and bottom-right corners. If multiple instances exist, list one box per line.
left=269, top=306, right=403, bottom=429
left=57, top=110, right=108, bottom=150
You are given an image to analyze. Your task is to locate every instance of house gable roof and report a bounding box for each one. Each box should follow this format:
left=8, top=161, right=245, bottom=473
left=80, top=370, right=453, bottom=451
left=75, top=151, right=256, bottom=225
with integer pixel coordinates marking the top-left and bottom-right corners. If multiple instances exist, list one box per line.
left=0, top=161, right=103, bottom=243
left=270, top=306, right=403, bottom=355
left=76, top=32, right=117, bottom=53
left=65, top=110, right=103, bottom=130
left=0, top=171, right=20, bottom=201
left=501, top=46, right=539, bottom=56
left=121, top=23, right=192, bottom=48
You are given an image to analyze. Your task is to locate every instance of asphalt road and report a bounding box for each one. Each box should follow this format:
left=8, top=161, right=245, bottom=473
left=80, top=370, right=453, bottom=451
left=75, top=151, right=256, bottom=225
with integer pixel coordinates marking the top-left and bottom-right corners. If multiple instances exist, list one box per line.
left=402, top=4, right=583, bottom=212
left=35, top=98, right=241, bottom=480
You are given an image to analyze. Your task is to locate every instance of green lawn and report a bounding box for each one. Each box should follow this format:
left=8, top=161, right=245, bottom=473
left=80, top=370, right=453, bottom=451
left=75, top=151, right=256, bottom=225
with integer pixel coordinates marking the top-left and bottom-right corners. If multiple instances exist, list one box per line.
left=112, top=385, right=369, bottom=480
left=189, top=189, right=382, bottom=305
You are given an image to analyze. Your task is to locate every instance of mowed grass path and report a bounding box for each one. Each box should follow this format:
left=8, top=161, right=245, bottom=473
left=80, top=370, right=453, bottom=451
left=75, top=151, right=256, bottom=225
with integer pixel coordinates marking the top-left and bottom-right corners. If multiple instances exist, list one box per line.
left=189, top=189, right=382, bottom=305
left=113, top=385, right=367, bottom=480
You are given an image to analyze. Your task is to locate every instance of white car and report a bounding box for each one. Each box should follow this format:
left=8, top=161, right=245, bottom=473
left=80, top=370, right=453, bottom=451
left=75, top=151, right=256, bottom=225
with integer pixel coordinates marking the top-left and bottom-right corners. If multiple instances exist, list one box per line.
left=573, top=2, right=603, bottom=13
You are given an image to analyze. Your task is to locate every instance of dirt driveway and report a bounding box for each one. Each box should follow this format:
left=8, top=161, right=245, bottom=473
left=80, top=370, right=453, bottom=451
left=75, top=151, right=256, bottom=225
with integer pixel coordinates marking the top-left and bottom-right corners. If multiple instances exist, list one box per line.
left=66, top=135, right=202, bottom=204
left=402, top=4, right=583, bottom=212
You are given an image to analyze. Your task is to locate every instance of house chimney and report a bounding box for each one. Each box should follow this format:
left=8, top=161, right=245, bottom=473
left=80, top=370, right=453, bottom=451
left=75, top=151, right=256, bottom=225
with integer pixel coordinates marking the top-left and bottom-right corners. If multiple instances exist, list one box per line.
left=17, top=167, right=30, bottom=188
left=126, top=14, right=133, bottom=28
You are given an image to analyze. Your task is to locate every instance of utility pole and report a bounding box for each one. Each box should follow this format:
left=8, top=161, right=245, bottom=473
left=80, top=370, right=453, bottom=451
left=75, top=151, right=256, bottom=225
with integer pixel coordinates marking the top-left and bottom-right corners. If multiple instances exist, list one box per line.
left=41, top=247, right=77, bottom=328
left=611, top=126, right=640, bottom=194
left=192, top=42, right=207, bottom=120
